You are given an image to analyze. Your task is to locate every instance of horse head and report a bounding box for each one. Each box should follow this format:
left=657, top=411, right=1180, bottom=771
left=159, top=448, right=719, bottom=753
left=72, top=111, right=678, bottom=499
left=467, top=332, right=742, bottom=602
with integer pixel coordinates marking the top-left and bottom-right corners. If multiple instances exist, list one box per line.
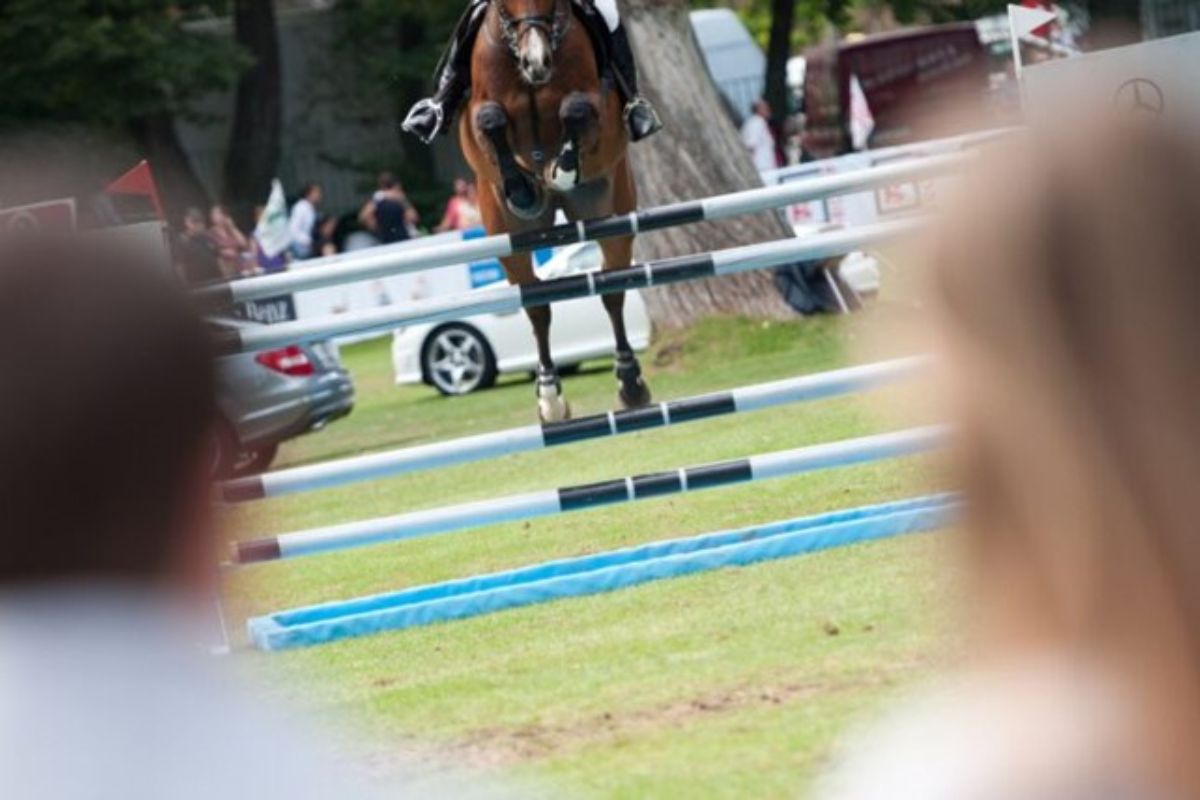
left=493, top=0, right=570, bottom=87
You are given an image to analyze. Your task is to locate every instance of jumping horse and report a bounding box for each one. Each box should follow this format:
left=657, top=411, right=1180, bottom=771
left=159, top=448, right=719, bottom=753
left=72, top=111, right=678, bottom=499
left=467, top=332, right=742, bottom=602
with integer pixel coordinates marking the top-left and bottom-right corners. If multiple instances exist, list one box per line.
left=461, top=0, right=650, bottom=422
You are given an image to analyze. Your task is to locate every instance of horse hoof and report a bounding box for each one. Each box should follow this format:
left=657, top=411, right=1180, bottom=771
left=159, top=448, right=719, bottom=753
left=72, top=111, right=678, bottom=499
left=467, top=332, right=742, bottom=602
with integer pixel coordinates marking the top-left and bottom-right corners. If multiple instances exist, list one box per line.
left=538, top=395, right=572, bottom=423
left=619, top=380, right=652, bottom=410
left=504, top=177, right=541, bottom=216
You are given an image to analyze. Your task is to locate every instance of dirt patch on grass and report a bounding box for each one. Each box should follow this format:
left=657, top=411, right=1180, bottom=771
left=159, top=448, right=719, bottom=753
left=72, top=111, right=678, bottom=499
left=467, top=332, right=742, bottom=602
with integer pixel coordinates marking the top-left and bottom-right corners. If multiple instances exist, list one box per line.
left=445, top=661, right=927, bottom=768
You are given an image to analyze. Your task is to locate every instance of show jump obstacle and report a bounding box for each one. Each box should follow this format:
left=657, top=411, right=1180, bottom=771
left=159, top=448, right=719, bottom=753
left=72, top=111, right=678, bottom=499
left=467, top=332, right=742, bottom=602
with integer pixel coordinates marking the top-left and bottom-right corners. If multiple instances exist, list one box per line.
left=232, top=149, right=973, bottom=651
left=215, top=219, right=924, bottom=353
left=197, top=152, right=962, bottom=309
left=222, top=357, right=930, bottom=503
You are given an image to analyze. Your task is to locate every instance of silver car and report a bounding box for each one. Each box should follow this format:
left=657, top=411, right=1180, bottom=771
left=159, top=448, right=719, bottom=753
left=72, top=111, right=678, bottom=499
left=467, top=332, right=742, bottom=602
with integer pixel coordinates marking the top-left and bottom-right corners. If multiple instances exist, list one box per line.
left=211, top=318, right=355, bottom=475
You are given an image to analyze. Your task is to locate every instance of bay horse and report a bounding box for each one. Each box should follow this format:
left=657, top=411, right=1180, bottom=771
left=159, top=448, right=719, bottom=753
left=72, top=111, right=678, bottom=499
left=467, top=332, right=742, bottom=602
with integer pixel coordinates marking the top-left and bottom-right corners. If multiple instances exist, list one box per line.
left=460, top=0, right=650, bottom=422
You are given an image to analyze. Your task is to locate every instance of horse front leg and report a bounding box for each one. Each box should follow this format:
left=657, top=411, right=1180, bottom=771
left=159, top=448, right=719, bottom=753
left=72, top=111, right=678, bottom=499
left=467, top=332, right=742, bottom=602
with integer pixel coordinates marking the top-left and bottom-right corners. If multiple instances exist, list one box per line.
left=549, top=92, right=599, bottom=192
left=598, top=234, right=651, bottom=409
left=475, top=101, right=542, bottom=217
left=500, top=250, right=571, bottom=422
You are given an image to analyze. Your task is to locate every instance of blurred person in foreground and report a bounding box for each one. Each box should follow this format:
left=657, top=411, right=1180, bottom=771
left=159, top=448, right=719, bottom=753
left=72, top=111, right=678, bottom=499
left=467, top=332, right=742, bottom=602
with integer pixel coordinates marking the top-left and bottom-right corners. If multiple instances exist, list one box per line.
left=819, top=125, right=1200, bottom=799
left=0, top=237, right=504, bottom=799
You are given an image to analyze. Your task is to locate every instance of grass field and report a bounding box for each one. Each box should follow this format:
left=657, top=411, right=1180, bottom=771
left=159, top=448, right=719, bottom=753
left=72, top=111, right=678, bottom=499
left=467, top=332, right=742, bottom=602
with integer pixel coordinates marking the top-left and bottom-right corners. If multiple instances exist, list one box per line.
left=227, top=310, right=955, bottom=798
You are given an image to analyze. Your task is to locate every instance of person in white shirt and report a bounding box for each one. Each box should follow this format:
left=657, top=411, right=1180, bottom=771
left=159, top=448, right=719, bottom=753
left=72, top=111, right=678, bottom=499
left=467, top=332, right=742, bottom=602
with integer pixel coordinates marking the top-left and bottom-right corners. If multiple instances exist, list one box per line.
left=0, top=236, right=507, bottom=800
left=740, top=98, right=777, bottom=173
left=288, top=182, right=322, bottom=260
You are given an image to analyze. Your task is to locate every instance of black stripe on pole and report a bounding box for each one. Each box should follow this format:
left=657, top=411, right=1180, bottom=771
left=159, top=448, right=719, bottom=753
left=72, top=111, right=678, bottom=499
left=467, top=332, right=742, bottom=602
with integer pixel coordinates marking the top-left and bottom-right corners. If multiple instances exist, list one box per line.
left=221, top=476, right=266, bottom=504
left=667, top=394, right=737, bottom=423
left=631, top=471, right=684, bottom=499
left=583, top=215, right=637, bottom=241
left=541, top=415, right=613, bottom=447
left=559, top=479, right=631, bottom=512
left=593, top=268, right=651, bottom=294
left=520, top=274, right=592, bottom=307
left=236, top=537, right=283, bottom=565
left=635, top=203, right=706, bottom=232
left=613, top=406, right=666, bottom=434
left=647, top=254, right=719, bottom=285
left=684, top=460, right=753, bottom=491
left=511, top=224, right=583, bottom=252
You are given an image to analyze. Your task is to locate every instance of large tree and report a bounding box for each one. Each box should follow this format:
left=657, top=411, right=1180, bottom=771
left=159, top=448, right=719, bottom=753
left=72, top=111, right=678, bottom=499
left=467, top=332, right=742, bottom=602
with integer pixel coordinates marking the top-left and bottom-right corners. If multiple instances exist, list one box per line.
left=0, top=0, right=247, bottom=216
left=623, top=0, right=806, bottom=328
left=224, top=0, right=283, bottom=224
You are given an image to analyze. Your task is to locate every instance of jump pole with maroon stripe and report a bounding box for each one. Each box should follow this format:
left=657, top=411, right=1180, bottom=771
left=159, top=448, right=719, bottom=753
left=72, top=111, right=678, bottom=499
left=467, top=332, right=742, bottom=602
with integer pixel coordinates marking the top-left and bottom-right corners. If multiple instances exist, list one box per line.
left=221, top=356, right=928, bottom=504
left=196, top=153, right=962, bottom=309
left=233, top=425, right=948, bottom=565
left=214, top=217, right=924, bottom=354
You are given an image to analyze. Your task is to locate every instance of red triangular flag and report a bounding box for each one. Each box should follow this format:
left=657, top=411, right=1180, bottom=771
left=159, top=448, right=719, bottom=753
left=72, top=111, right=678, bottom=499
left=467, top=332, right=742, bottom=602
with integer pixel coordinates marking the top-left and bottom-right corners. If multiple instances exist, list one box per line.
left=105, top=160, right=164, bottom=221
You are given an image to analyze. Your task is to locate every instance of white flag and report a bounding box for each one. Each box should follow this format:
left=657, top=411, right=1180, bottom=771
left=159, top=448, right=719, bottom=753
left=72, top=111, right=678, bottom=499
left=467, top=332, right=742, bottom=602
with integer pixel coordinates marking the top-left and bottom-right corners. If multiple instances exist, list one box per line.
left=1008, top=4, right=1057, bottom=40
left=255, top=179, right=291, bottom=258
left=849, top=75, right=875, bottom=151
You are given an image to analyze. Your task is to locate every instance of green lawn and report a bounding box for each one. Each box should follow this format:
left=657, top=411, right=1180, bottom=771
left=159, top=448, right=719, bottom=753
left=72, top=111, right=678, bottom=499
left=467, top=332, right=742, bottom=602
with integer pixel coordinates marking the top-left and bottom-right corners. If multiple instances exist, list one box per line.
left=227, top=310, right=954, bottom=798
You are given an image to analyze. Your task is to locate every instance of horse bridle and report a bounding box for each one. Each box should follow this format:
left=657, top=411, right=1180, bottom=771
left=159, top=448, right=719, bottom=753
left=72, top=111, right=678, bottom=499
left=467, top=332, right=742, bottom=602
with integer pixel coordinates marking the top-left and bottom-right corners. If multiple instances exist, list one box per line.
left=493, top=0, right=571, bottom=58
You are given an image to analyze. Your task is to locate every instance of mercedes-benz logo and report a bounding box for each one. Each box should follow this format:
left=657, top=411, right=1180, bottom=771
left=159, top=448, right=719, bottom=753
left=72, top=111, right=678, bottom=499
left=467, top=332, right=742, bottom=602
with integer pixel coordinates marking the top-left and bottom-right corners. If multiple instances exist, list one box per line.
left=1114, top=78, right=1165, bottom=117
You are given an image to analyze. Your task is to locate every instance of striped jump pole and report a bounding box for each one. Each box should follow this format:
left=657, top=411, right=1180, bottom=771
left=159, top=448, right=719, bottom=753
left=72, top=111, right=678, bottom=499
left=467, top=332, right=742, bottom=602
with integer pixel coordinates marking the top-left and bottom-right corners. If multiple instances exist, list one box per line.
left=279, top=225, right=486, bottom=276
left=232, top=425, right=948, bottom=565
left=196, top=153, right=963, bottom=308
left=221, top=357, right=928, bottom=504
left=215, top=217, right=924, bottom=354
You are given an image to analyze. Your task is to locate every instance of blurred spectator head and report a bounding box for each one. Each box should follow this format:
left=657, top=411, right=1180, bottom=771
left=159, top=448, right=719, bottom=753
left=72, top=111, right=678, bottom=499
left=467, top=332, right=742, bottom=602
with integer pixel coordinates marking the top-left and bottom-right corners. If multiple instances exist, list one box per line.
left=0, top=236, right=217, bottom=590
left=753, top=98, right=772, bottom=119
left=932, top=124, right=1200, bottom=794
left=182, top=206, right=207, bottom=234
left=376, top=170, right=397, bottom=191
left=453, top=177, right=469, bottom=196
left=300, top=182, right=323, bottom=205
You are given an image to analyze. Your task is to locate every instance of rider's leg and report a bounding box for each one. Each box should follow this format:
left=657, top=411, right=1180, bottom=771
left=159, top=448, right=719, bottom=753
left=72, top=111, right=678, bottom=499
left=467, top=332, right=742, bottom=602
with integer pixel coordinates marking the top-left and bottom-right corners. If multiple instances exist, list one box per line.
left=588, top=0, right=663, bottom=142
left=402, top=0, right=488, bottom=144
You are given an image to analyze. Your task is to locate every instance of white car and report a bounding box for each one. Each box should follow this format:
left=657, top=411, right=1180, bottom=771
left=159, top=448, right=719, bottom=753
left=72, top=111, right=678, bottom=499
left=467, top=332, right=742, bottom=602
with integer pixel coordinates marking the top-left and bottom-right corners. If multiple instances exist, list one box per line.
left=393, top=242, right=652, bottom=395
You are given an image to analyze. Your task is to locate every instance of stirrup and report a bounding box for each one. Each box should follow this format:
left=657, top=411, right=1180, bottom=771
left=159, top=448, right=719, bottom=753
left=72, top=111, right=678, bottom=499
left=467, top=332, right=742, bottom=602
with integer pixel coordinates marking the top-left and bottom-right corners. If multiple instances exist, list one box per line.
left=402, top=99, right=445, bottom=145
left=623, top=97, right=663, bottom=143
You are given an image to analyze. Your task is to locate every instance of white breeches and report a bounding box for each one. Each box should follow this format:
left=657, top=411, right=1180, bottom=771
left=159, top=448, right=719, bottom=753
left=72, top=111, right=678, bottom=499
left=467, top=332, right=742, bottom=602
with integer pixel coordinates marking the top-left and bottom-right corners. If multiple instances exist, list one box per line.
left=588, top=0, right=620, bottom=32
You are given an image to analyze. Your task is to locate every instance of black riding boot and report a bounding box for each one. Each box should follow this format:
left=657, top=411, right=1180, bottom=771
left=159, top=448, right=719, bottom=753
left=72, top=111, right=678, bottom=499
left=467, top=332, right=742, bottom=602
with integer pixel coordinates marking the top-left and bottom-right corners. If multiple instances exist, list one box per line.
left=609, top=23, right=663, bottom=142
left=402, top=1, right=488, bottom=144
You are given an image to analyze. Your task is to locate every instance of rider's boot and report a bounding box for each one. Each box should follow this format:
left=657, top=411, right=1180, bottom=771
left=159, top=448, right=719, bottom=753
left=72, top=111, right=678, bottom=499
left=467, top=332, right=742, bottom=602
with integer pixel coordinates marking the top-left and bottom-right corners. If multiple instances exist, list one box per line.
left=610, top=23, right=663, bottom=143
left=402, top=2, right=487, bottom=144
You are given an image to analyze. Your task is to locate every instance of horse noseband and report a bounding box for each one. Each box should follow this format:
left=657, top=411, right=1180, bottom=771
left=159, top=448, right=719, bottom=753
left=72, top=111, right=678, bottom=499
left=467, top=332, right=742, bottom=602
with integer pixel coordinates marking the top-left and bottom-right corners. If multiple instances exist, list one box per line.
left=493, top=1, right=571, bottom=58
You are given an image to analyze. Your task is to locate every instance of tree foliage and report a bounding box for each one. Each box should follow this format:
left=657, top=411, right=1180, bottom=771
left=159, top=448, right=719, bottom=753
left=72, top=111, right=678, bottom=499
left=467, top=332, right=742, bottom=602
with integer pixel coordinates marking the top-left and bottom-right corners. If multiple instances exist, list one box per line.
left=0, top=0, right=247, bottom=130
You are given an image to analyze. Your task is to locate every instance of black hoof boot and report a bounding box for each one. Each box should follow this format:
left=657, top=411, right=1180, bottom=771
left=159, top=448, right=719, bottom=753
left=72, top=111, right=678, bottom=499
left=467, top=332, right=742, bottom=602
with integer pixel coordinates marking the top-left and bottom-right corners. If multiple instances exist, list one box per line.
left=615, top=352, right=652, bottom=409
left=625, top=97, right=663, bottom=143
left=505, top=175, right=540, bottom=215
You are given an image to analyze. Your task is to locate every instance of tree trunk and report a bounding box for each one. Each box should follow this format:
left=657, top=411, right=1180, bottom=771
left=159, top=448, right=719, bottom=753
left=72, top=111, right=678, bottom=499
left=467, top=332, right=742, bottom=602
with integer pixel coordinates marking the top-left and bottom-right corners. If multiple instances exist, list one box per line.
left=224, top=0, right=282, bottom=225
left=621, top=0, right=799, bottom=330
left=764, top=0, right=796, bottom=125
left=128, top=112, right=211, bottom=222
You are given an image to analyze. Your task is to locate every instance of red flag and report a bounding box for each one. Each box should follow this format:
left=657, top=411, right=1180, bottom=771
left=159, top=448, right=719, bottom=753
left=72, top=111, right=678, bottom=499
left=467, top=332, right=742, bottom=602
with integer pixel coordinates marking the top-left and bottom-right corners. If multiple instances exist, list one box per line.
left=105, top=160, right=164, bottom=221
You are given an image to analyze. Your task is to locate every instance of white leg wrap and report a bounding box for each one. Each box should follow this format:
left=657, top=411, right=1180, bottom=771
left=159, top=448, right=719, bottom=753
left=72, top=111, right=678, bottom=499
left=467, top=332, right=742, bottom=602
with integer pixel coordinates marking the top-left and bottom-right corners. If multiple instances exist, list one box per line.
left=537, top=382, right=570, bottom=422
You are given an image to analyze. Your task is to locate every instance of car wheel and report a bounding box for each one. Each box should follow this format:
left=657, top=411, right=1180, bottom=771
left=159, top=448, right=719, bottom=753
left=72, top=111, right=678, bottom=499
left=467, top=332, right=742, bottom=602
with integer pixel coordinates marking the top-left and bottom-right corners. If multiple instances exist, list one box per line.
left=422, top=323, right=497, bottom=396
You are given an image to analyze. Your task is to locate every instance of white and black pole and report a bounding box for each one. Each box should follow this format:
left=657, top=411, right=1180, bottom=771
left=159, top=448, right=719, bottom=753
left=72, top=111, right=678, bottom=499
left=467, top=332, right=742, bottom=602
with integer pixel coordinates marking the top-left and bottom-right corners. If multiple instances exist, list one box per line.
left=196, top=154, right=961, bottom=308
left=221, top=357, right=929, bottom=504
left=232, top=425, right=948, bottom=565
left=214, top=218, right=925, bottom=354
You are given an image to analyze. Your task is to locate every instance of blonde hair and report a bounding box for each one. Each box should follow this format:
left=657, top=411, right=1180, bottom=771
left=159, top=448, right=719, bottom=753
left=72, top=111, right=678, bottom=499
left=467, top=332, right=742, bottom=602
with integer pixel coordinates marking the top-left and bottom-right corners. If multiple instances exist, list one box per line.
left=932, top=125, right=1200, bottom=794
